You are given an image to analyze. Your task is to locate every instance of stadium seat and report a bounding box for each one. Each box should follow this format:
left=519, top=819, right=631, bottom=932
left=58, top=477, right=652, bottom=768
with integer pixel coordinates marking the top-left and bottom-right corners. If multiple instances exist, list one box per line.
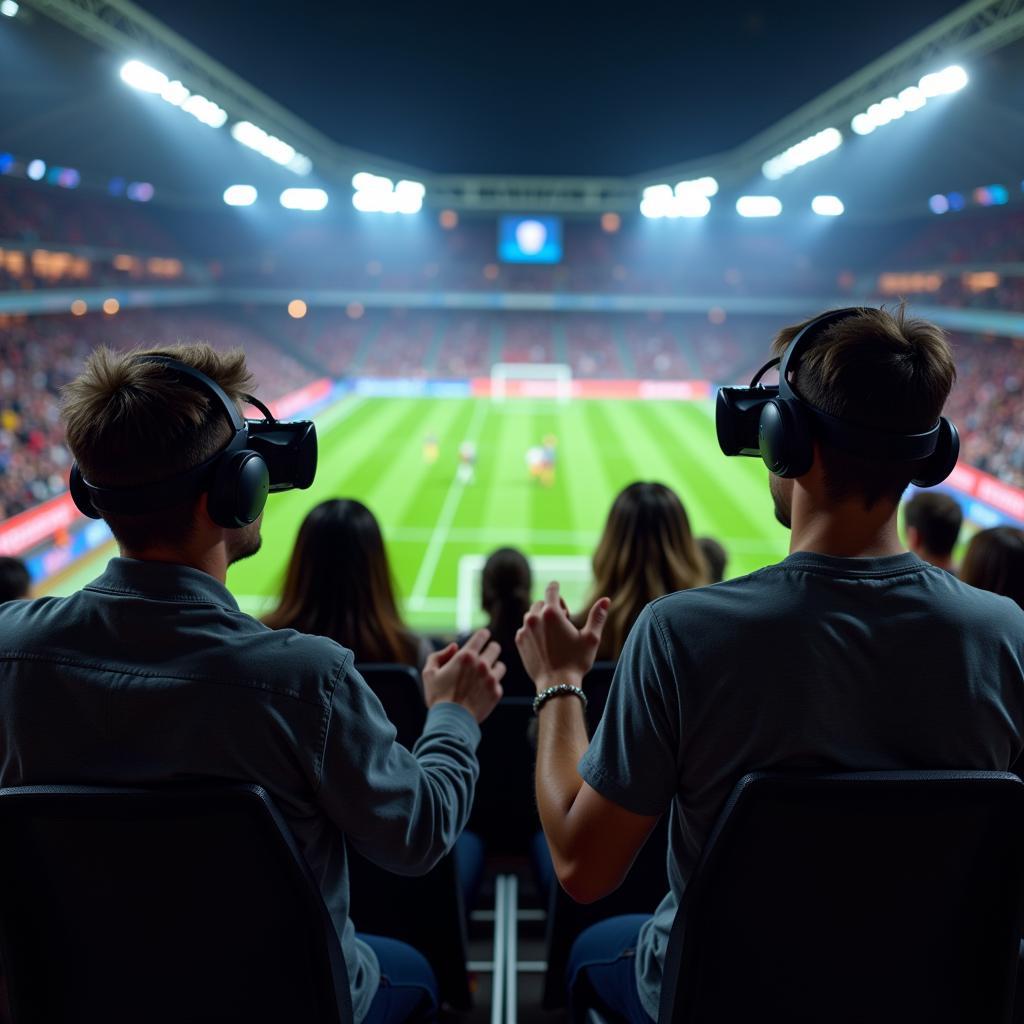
left=357, top=662, right=426, bottom=747
left=656, top=771, right=1024, bottom=1024
left=468, top=696, right=538, bottom=855
left=0, top=784, right=352, bottom=1024
left=354, top=664, right=473, bottom=1009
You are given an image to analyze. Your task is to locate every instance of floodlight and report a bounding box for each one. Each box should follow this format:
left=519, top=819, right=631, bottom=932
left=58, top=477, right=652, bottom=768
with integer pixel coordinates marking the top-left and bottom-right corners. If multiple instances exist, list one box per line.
left=897, top=86, right=925, bottom=112
left=850, top=113, right=874, bottom=135
left=352, top=173, right=424, bottom=214
left=811, top=195, right=844, bottom=216
left=762, top=127, right=841, bottom=180
left=919, top=65, right=968, bottom=97
left=223, top=184, right=257, bottom=207
left=161, top=80, right=189, bottom=106
left=120, top=60, right=168, bottom=94
left=675, top=176, right=718, bottom=197
left=675, top=193, right=711, bottom=217
left=232, top=121, right=312, bottom=175
left=879, top=97, right=904, bottom=120
left=736, top=195, right=782, bottom=217
left=280, top=188, right=328, bottom=211
left=26, top=159, right=45, bottom=181
left=0, top=1, right=19, bottom=17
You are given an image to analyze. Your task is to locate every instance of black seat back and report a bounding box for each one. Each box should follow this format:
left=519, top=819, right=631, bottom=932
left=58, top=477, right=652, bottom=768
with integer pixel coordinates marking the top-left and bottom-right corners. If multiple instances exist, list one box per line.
left=356, top=664, right=472, bottom=1009
left=0, top=784, right=351, bottom=1024
left=357, top=663, right=426, bottom=748
left=661, top=771, right=1024, bottom=1024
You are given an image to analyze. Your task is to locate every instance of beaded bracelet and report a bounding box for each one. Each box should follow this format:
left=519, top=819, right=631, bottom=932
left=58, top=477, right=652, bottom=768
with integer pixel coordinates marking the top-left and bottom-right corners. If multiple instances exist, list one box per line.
left=533, top=683, right=588, bottom=715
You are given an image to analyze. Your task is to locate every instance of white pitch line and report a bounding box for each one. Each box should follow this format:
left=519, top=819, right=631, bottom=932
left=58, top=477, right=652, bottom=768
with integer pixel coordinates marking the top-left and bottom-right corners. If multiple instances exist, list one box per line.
left=409, top=401, right=490, bottom=603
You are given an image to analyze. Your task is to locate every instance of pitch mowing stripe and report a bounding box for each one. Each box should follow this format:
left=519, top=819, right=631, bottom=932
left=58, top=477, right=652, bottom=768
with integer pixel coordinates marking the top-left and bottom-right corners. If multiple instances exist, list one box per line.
left=410, top=400, right=490, bottom=605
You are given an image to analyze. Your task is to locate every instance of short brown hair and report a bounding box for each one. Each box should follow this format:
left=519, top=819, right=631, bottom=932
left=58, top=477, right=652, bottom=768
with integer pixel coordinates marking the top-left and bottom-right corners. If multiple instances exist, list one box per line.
left=62, top=343, right=253, bottom=549
left=771, top=305, right=956, bottom=506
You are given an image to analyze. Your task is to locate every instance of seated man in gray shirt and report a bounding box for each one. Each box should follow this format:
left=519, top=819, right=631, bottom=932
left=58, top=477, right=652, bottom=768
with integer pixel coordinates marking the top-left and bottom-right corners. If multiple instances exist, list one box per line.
left=0, top=343, right=505, bottom=1024
left=516, top=306, right=1024, bottom=1024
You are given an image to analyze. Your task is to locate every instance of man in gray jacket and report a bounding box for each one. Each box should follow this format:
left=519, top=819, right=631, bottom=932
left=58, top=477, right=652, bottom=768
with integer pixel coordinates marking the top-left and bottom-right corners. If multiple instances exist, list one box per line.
left=0, top=343, right=505, bottom=1024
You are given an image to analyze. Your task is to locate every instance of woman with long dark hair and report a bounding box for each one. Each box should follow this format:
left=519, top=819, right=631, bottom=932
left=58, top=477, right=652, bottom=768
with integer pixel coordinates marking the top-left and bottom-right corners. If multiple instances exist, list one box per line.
left=579, top=481, right=708, bottom=660
left=264, top=498, right=430, bottom=668
left=478, top=547, right=534, bottom=698
left=960, top=526, right=1024, bottom=610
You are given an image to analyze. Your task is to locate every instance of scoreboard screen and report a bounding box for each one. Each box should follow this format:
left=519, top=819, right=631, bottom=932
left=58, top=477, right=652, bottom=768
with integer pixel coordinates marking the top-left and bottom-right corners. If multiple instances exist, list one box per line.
left=498, top=215, right=563, bottom=264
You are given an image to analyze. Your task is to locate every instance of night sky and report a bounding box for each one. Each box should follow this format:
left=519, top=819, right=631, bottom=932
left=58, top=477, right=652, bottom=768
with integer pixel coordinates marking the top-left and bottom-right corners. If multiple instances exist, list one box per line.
left=134, top=1, right=966, bottom=176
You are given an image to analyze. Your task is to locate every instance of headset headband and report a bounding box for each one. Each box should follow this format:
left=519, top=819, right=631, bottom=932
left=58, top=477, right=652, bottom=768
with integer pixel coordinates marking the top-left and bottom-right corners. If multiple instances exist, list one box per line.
left=76, top=355, right=248, bottom=516
left=772, top=307, right=941, bottom=463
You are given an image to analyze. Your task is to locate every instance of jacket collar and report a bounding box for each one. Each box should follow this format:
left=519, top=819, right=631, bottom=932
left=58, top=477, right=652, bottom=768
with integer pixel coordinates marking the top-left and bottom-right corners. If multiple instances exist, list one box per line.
left=85, top=557, right=240, bottom=611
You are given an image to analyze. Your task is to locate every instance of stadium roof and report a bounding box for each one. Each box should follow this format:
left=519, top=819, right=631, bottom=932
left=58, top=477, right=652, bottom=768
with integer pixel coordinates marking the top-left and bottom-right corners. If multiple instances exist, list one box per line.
left=2, top=0, right=1024, bottom=216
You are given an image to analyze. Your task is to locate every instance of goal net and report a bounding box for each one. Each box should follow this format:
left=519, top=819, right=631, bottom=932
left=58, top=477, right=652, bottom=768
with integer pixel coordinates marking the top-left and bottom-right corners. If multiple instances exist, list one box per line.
left=456, top=553, right=592, bottom=634
left=490, top=362, right=573, bottom=403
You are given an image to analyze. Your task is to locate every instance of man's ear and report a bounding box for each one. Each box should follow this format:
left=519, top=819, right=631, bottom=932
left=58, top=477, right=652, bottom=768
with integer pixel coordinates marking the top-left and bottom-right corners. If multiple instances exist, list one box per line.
left=194, top=491, right=217, bottom=530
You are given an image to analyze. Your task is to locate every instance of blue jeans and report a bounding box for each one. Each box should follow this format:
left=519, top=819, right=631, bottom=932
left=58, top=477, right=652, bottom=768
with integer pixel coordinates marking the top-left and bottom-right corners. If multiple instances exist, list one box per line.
left=566, top=914, right=654, bottom=1024
left=359, top=933, right=438, bottom=1024
left=455, top=829, right=485, bottom=913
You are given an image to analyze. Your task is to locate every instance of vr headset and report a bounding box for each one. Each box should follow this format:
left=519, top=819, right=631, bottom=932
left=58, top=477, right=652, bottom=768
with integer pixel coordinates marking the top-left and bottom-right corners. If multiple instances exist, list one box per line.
left=715, top=307, right=959, bottom=487
left=70, top=355, right=318, bottom=529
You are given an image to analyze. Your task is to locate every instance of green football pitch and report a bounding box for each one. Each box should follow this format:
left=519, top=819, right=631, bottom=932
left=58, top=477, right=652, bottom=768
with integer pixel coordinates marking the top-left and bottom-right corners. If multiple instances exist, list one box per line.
left=47, top=394, right=791, bottom=632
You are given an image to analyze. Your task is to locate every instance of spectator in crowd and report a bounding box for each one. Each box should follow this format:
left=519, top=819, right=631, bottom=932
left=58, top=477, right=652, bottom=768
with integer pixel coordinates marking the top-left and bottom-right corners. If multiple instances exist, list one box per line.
left=578, top=482, right=708, bottom=661
left=961, top=526, right=1024, bottom=610
left=903, top=491, right=963, bottom=573
left=696, top=536, right=728, bottom=584
left=0, top=344, right=505, bottom=1024
left=517, top=307, right=1024, bottom=1024
left=476, top=547, right=534, bottom=698
left=264, top=498, right=433, bottom=671
left=0, top=557, right=29, bottom=602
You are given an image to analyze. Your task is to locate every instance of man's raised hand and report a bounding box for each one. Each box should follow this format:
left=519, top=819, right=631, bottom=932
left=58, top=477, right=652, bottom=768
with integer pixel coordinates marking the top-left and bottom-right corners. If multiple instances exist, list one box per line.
left=422, top=628, right=505, bottom=723
left=515, top=581, right=610, bottom=692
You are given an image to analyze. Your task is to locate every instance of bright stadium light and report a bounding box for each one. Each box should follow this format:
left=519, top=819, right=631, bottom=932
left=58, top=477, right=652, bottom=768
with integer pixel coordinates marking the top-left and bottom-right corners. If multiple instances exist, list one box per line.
left=639, top=182, right=711, bottom=218
left=0, top=1, right=20, bottom=17
left=231, top=121, right=311, bottom=175
left=223, top=184, right=257, bottom=207
left=26, top=159, right=45, bottom=181
left=352, top=172, right=425, bottom=214
left=850, top=65, right=968, bottom=136
left=675, top=176, right=718, bottom=197
left=280, top=188, right=328, bottom=211
left=736, top=195, right=782, bottom=218
left=811, top=195, right=844, bottom=216
left=121, top=60, right=168, bottom=93
left=762, top=127, right=841, bottom=180
left=120, top=60, right=226, bottom=128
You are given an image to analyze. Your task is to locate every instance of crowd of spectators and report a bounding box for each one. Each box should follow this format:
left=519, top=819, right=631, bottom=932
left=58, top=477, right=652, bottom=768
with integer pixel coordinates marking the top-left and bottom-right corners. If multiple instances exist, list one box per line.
left=946, top=332, right=1024, bottom=489
left=0, top=309, right=316, bottom=520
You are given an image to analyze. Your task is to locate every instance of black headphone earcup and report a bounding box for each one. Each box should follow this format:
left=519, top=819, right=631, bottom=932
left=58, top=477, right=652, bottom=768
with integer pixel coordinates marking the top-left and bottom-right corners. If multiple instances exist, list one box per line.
left=207, top=451, right=270, bottom=529
left=759, top=399, right=814, bottom=478
left=69, top=463, right=101, bottom=519
left=910, top=418, right=960, bottom=488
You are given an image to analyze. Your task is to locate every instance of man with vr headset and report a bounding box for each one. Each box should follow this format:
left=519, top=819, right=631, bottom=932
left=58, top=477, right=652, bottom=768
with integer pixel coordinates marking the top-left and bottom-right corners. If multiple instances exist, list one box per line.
left=0, top=344, right=505, bottom=1024
left=515, top=306, right=1024, bottom=1024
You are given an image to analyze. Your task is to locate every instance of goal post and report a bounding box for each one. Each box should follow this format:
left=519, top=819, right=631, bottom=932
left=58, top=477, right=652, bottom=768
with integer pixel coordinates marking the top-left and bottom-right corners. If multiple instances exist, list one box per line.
left=490, top=362, right=573, bottom=403
left=456, top=553, right=592, bottom=633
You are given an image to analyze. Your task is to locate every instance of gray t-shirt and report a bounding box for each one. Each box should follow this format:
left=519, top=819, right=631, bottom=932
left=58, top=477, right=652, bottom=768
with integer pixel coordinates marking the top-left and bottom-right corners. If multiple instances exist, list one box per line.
left=579, top=551, right=1024, bottom=1021
left=0, top=558, right=481, bottom=1023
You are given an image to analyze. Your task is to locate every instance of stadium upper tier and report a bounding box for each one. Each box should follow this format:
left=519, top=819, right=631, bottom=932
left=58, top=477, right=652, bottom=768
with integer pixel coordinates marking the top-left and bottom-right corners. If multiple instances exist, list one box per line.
left=2, top=179, right=1023, bottom=309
